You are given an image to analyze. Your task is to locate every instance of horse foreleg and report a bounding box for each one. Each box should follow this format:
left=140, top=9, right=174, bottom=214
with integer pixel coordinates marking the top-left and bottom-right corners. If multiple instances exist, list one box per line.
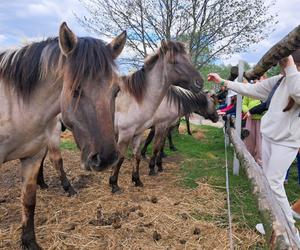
left=148, top=149, right=159, bottom=176
left=168, top=127, right=177, bottom=151
left=141, top=126, right=155, bottom=158
left=157, top=130, right=168, bottom=173
left=109, top=156, right=124, bottom=193
left=37, top=149, right=49, bottom=189
left=131, top=135, right=144, bottom=187
left=185, top=114, right=192, bottom=135
left=48, top=146, right=76, bottom=196
left=148, top=129, right=165, bottom=176
left=109, top=140, right=128, bottom=193
left=48, top=122, right=76, bottom=196
left=20, top=149, right=46, bottom=250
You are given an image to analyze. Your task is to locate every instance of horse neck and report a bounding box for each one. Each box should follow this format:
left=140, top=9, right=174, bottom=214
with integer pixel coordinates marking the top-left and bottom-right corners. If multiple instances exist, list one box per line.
left=142, top=60, right=170, bottom=113
left=2, top=76, right=63, bottom=126
left=36, top=78, right=63, bottom=122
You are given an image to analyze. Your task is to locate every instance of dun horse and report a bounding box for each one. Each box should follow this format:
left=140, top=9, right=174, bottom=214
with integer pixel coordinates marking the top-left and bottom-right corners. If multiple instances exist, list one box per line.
left=110, top=40, right=204, bottom=193
left=0, top=22, right=126, bottom=249
left=140, top=86, right=219, bottom=175
left=36, top=41, right=204, bottom=194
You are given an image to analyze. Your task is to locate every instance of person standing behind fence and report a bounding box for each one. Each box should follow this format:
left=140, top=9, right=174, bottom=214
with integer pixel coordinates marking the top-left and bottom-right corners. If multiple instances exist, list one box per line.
left=207, top=51, right=300, bottom=237
left=242, top=76, right=267, bottom=166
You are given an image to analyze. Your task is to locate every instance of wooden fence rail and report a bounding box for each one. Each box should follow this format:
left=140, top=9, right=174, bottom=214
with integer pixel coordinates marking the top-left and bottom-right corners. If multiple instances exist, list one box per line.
left=227, top=127, right=300, bottom=249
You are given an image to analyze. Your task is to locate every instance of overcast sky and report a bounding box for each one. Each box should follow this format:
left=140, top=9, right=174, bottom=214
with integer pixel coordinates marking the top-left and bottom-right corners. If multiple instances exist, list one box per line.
left=0, top=0, right=299, bottom=67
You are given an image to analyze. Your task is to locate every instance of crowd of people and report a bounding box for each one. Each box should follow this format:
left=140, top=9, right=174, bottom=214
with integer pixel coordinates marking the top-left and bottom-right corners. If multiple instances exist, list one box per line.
left=208, top=51, right=300, bottom=239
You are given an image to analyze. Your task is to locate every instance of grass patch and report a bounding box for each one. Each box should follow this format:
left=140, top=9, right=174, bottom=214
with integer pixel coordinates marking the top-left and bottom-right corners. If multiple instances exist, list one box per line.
left=173, top=125, right=262, bottom=230
left=60, top=139, right=78, bottom=151
left=167, top=122, right=300, bottom=239
left=144, top=123, right=263, bottom=230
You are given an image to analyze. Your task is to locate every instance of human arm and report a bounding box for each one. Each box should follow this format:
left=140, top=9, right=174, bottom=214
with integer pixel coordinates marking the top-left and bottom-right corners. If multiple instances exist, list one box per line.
left=225, top=105, right=236, bottom=116
left=207, top=73, right=282, bottom=101
left=220, top=104, right=233, bottom=112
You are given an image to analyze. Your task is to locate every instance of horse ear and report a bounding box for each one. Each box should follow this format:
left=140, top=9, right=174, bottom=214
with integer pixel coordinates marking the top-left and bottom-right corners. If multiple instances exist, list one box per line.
left=161, top=39, right=168, bottom=53
left=59, top=22, right=78, bottom=56
left=107, top=31, right=127, bottom=59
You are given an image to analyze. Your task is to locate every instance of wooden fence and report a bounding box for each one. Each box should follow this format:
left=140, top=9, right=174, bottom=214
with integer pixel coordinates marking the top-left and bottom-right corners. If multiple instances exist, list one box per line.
left=227, top=127, right=300, bottom=249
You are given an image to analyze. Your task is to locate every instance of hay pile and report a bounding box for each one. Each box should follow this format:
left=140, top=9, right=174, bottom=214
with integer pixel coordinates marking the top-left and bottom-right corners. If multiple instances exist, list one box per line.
left=0, top=137, right=263, bottom=249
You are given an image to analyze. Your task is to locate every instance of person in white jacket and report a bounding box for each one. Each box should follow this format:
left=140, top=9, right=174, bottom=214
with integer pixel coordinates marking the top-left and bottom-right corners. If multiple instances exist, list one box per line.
left=208, top=53, right=300, bottom=236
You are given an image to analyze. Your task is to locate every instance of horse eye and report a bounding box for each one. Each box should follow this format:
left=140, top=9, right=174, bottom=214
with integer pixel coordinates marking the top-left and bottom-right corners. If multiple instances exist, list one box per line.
left=114, top=87, right=120, bottom=98
left=73, top=88, right=83, bottom=98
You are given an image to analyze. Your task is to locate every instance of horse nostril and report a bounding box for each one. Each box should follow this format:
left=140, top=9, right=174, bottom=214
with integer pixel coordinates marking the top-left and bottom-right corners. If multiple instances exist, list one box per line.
left=88, top=153, right=102, bottom=170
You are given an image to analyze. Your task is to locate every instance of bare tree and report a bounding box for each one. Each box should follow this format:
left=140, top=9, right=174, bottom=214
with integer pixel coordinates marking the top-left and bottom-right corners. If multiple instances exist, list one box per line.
left=77, top=0, right=277, bottom=68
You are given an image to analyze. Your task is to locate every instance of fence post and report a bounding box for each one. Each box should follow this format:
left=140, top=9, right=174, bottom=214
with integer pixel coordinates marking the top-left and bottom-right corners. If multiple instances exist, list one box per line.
left=233, top=60, right=244, bottom=175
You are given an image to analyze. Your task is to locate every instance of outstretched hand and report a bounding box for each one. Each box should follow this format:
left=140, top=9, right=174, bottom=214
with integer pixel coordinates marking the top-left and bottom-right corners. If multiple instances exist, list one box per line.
left=279, top=55, right=295, bottom=69
left=207, top=73, right=223, bottom=84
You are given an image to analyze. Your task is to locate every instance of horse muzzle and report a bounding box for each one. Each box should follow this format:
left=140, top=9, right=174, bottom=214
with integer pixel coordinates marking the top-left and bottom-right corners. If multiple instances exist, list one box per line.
left=87, top=151, right=119, bottom=171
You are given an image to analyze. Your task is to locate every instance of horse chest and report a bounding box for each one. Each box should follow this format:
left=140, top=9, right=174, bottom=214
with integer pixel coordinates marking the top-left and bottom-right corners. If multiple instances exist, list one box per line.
left=0, top=116, right=48, bottom=163
left=3, top=132, right=47, bottom=162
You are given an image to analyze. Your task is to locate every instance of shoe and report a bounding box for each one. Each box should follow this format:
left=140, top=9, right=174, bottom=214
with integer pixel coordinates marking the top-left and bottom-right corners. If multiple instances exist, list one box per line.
left=292, top=209, right=300, bottom=220
left=255, top=223, right=265, bottom=235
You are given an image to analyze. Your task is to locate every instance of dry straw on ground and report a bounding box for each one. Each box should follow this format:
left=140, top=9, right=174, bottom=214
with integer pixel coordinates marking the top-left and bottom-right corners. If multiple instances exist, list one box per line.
left=0, top=131, right=263, bottom=249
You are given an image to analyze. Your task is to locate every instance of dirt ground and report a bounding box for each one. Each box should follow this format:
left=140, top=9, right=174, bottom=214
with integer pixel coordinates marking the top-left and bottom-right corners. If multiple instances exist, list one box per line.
left=0, top=134, right=262, bottom=249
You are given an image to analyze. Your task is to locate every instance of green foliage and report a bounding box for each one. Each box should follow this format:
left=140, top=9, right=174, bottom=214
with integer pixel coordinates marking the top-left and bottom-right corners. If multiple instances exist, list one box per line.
left=266, top=65, right=281, bottom=77
left=199, top=64, right=232, bottom=90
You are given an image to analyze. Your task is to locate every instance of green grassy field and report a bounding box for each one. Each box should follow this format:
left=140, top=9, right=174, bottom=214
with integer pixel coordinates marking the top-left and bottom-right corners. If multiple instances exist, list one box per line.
left=164, top=125, right=263, bottom=230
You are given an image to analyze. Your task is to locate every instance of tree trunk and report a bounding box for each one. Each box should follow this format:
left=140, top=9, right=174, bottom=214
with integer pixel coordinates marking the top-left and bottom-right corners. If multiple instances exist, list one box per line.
left=245, top=25, right=300, bottom=80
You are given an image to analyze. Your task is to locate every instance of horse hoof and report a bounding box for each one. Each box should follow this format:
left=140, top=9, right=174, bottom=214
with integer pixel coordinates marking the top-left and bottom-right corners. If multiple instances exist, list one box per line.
left=134, top=180, right=144, bottom=187
left=21, top=239, right=42, bottom=250
left=170, top=147, right=178, bottom=152
left=160, top=152, right=167, bottom=158
left=112, top=186, right=123, bottom=194
left=158, top=167, right=164, bottom=172
left=149, top=169, right=157, bottom=176
left=38, top=182, right=49, bottom=190
left=67, top=188, right=77, bottom=197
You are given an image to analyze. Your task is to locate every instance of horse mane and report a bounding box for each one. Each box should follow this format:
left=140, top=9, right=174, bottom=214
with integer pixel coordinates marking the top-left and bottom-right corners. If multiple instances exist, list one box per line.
left=0, top=38, right=59, bottom=101
left=122, top=67, right=146, bottom=103
left=145, top=40, right=186, bottom=67
left=166, top=86, right=208, bottom=114
left=0, top=36, right=115, bottom=101
left=122, top=40, right=187, bottom=103
left=65, top=37, right=115, bottom=94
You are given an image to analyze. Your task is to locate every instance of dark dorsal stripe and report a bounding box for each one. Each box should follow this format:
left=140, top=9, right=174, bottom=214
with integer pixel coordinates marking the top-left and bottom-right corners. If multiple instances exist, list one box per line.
left=166, top=86, right=208, bottom=114
left=0, top=36, right=115, bottom=101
